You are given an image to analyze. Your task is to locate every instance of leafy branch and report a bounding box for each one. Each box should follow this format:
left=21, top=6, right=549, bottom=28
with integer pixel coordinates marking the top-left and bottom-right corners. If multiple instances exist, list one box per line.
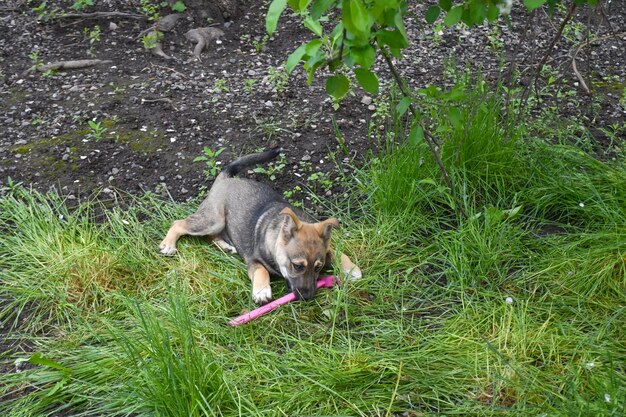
left=266, top=0, right=601, bottom=218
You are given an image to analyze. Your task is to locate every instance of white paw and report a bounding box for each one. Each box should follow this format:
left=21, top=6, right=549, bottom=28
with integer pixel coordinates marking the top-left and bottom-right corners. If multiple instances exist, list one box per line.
left=159, top=243, right=177, bottom=256
left=344, top=265, right=362, bottom=281
left=252, top=287, right=272, bottom=305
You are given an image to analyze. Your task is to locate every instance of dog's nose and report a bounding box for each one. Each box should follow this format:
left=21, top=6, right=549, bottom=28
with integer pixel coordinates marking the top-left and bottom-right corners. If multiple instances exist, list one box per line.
left=294, top=287, right=315, bottom=301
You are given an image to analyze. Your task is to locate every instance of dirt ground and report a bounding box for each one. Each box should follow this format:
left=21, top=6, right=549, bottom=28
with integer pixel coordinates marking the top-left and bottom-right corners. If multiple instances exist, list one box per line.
left=0, top=0, right=625, bottom=208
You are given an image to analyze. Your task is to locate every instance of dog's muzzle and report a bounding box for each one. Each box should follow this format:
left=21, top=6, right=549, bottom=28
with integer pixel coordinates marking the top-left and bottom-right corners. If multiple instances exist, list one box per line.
left=287, top=277, right=317, bottom=301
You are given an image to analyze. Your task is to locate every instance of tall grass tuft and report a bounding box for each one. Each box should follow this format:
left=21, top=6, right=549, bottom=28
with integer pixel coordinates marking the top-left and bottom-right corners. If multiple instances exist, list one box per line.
left=111, top=283, right=232, bottom=417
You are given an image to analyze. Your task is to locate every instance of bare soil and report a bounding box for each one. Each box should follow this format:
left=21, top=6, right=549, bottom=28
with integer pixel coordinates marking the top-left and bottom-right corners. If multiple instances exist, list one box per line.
left=0, top=0, right=624, bottom=208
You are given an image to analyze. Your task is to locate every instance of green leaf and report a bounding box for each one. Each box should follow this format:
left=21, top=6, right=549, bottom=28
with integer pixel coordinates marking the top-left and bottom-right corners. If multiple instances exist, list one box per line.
left=299, top=0, right=312, bottom=10
left=443, top=5, right=463, bottom=27
left=266, top=0, right=288, bottom=35
left=354, top=68, right=379, bottom=95
left=419, top=178, right=437, bottom=186
left=342, top=0, right=369, bottom=36
left=349, top=0, right=369, bottom=33
left=393, top=10, right=408, bottom=44
left=28, top=353, right=72, bottom=373
left=287, top=0, right=301, bottom=11
left=376, top=29, right=408, bottom=49
left=389, top=47, right=403, bottom=59
left=448, top=107, right=463, bottom=130
left=304, top=16, right=323, bottom=36
left=306, top=59, right=324, bottom=85
left=304, top=44, right=324, bottom=70
left=445, top=84, right=467, bottom=101
left=409, top=124, right=424, bottom=146
left=425, top=5, right=440, bottom=24
left=171, top=1, right=186, bottom=12
left=486, top=4, right=500, bottom=21
left=326, top=74, right=350, bottom=100
left=467, top=2, right=486, bottom=25
left=286, top=44, right=307, bottom=73
left=396, top=96, right=412, bottom=117
left=523, top=0, right=546, bottom=11
left=439, top=0, right=452, bottom=12
left=311, top=0, right=334, bottom=19
left=305, top=38, right=322, bottom=55
left=348, top=45, right=376, bottom=69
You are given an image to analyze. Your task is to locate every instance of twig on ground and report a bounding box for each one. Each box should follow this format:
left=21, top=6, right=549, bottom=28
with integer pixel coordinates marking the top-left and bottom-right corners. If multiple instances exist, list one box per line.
left=57, top=12, right=148, bottom=20
left=141, top=97, right=178, bottom=111
left=571, top=31, right=626, bottom=96
left=150, top=63, right=188, bottom=79
left=22, top=59, right=112, bottom=76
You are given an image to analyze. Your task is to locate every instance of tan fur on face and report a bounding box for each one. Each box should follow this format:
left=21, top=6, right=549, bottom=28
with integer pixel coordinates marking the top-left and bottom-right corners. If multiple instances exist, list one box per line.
left=275, top=209, right=340, bottom=284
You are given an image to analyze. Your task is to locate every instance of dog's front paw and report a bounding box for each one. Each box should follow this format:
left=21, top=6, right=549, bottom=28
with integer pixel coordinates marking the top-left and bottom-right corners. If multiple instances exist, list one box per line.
left=252, top=287, right=272, bottom=305
left=159, top=241, right=177, bottom=256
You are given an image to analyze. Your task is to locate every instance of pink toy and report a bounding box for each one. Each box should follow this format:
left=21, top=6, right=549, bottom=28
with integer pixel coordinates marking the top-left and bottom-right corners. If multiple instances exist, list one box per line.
left=228, top=275, right=339, bottom=326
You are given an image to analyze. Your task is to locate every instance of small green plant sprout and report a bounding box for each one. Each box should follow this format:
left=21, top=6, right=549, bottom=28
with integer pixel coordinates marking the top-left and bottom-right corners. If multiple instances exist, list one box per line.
left=28, top=49, right=43, bottom=67
left=140, top=0, right=160, bottom=21
left=71, top=0, right=93, bottom=10
left=253, top=152, right=286, bottom=181
left=253, top=34, right=270, bottom=52
left=83, top=25, right=101, bottom=57
left=266, top=65, right=289, bottom=94
left=87, top=119, right=107, bottom=141
left=142, top=30, right=163, bottom=50
left=243, top=78, right=257, bottom=94
left=171, top=1, right=186, bottom=12
left=212, top=78, right=230, bottom=93
left=31, top=1, right=58, bottom=22
left=332, top=118, right=349, bottom=156
left=432, top=21, right=445, bottom=46
left=31, top=115, right=45, bottom=129
left=486, top=26, right=504, bottom=52
left=308, top=171, right=333, bottom=193
left=194, top=146, right=225, bottom=179
left=283, top=185, right=302, bottom=206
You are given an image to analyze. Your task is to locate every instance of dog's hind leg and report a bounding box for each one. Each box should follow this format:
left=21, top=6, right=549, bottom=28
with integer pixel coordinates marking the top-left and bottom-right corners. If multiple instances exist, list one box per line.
left=340, top=253, right=362, bottom=280
left=159, top=207, right=226, bottom=256
left=213, top=237, right=237, bottom=254
left=325, top=249, right=362, bottom=280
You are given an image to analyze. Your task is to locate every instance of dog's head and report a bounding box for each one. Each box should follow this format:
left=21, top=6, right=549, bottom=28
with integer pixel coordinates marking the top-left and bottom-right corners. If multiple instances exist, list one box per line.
left=275, top=207, right=339, bottom=300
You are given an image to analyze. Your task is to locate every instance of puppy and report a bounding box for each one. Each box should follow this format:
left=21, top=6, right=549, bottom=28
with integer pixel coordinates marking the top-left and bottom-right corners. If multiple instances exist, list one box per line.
left=159, top=148, right=362, bottom=304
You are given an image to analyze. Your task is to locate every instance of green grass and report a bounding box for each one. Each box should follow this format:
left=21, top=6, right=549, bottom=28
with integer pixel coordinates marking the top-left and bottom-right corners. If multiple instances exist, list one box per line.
left=1, top=83, right=625, bottom=416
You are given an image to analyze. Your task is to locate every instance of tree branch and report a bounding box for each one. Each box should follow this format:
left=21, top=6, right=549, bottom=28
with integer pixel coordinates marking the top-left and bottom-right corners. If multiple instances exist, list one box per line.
left=379, top=46, right=466, bottom=219
left=520, top=1, right=578, bottom=111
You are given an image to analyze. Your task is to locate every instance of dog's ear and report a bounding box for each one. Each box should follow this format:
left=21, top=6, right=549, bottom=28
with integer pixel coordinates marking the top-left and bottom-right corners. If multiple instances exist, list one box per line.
left=315, top=217, right=340, bottom=242
left=280, top=207, right=302, bottom=240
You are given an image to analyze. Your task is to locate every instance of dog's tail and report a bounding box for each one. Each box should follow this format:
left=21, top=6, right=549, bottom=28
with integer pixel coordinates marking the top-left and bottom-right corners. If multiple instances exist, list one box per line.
left=217, top=147, right=283, bottom=180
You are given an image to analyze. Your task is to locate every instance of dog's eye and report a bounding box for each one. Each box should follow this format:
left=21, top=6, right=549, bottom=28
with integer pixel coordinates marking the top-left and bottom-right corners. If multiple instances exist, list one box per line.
left=314, top=263, right=323, bottom=272
left=292, top=263, right=305, bottom=272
